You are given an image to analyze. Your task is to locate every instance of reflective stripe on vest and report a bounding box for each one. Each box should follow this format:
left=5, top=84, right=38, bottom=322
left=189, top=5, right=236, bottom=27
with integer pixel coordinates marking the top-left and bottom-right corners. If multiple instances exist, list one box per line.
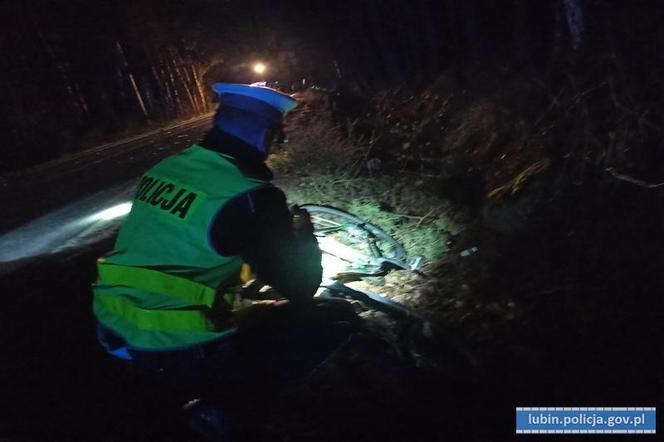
left=96, top=260, right=235, bottom=308
left=93, top=289, right=238, bottom=349
left=94, top=290, right=215, bottom=332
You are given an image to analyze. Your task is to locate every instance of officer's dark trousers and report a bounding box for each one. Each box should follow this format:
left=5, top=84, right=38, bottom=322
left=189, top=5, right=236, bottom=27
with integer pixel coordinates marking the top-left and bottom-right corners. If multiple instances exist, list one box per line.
left=126, top=300, right=357, bottom=439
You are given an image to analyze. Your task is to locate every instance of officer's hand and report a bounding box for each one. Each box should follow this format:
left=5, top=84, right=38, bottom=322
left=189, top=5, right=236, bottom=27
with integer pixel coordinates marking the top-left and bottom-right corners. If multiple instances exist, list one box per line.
left=291, top=205, right=314, bottom=233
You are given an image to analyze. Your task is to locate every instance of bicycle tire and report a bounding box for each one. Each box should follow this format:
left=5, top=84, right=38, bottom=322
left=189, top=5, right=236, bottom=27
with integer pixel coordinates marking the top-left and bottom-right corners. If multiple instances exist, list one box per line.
left=300, top=204, right=408, bottom=264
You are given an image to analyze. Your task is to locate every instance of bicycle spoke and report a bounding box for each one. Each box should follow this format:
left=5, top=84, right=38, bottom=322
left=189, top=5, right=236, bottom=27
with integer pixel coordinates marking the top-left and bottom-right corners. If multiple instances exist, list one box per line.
left=302, top=204, right=408, bottom=272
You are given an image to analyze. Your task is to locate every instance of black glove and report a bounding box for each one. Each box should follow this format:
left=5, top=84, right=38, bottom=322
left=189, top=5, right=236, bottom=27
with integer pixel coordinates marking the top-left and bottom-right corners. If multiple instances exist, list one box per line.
left=291, top=205, right=314, bottom=234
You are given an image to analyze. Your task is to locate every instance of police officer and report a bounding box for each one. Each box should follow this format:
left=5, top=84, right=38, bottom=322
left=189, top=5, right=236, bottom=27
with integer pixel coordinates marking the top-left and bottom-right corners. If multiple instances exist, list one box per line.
left=93, top=83, right=355, bottom=440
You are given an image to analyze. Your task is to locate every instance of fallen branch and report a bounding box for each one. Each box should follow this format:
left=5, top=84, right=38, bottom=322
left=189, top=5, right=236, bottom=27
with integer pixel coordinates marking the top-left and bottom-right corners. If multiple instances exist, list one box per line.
left=487, top=158, right=552, bottom=200
left=415, top=209, right=435, bottom=228
left=605, top=167, right=664, bottom=189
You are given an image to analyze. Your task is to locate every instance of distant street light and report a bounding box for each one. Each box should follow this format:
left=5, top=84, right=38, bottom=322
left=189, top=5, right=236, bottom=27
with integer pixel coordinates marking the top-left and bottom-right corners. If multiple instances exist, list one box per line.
left=253, top=63, right=266, bottom=74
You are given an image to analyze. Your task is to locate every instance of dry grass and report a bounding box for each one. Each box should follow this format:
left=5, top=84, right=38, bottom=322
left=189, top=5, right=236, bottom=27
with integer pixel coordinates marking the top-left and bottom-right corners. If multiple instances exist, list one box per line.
left=271, top=118, right=363, bottom=174
left=270, top=93, right=466, bottom=263
left=339, top=63, right=664, bottom=202
left=284, top=174, right=464, bottom=262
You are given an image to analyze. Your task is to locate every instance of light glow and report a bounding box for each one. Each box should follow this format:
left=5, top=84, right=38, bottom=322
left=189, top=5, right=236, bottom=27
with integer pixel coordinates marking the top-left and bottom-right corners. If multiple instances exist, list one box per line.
left=316, top=236, right=371, bottom=280
left=321, top=252, right=350, bottom=281
left=253, top=63, right=266, bottom=74
left=87, top=202, right=133, bottom=222
left=316, top=236, right=368, bottom=265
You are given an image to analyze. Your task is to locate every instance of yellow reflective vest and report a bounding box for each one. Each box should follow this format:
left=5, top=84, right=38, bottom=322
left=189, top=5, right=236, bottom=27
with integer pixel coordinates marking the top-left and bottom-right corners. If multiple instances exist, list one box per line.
left=93, top=145, right=267, bottom=350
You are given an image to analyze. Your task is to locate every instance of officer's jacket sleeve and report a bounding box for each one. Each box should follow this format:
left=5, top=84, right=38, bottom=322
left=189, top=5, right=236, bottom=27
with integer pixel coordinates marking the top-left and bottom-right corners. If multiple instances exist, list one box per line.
left=209, top=186, right=322, bottom=301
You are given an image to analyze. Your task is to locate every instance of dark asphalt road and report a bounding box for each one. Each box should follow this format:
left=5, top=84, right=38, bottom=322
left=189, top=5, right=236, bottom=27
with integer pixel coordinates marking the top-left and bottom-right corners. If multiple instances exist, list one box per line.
left=0, top=115, right=212, bottom=271
left=0, top=115, right=215, bottom=440
left=1, top=114, right=213, bottom=235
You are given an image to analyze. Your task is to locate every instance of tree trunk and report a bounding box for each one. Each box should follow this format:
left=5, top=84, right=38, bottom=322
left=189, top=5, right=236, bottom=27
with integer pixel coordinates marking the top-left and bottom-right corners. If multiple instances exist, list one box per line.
left=181, top=63, right=203, bottom=114
left=562, top=0, right=585, bottom=49
left=169, top=47, right=196, bottom=115
left=128, top=73, right=148, bottom=117
left=192, top=65, right=208, bottom=112
left=164, top=49, right=182, bottom=115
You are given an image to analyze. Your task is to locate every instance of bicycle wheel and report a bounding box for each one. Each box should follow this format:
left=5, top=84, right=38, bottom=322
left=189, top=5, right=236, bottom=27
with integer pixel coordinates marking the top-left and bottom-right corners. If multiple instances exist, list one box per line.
left=299, top=204, right=408, bottom=266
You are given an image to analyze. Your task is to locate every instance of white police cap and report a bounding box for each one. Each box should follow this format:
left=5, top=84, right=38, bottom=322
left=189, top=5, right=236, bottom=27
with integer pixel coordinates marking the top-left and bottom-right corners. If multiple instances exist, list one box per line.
left=212, top=83, right=298, bottom=119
